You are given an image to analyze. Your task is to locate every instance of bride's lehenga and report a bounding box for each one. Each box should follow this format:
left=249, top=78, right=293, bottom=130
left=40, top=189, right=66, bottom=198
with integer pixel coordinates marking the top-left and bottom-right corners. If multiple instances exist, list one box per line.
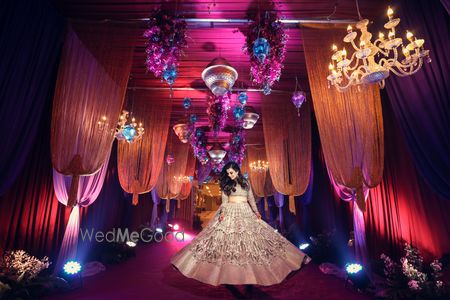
left=170, top=181, right=310, bottom=286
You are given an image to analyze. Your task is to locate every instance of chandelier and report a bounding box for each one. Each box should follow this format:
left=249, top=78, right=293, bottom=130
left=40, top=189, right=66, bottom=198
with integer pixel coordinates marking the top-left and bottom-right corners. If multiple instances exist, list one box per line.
left=208, top=143, right=227, bottom=164
left=173, top=123, right=190, bottom=143
left=173, top=175, right=192, bottom=183
left=249, top=160, right=269, bottom=173
left=327, top=6, right=430, bottom=91
left=242, top=112, right=259, bottom=129
left=201, top=57, right=238, bottom=96
left=115, top=110, right=144, bottom=143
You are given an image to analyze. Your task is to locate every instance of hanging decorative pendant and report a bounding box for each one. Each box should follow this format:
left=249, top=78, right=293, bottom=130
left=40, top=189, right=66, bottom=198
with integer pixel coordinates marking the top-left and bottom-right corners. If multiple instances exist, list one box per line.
left=253, top=38, right=270, bottom=63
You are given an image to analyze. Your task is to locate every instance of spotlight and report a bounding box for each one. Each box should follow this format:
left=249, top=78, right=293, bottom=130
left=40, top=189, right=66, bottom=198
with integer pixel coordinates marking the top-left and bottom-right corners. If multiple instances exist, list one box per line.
left=168, top=223, right=173, bottom=228
left=173, top=224, right=180, bottom=231
left=156, top=227, right=163, bottom=233
left=63, top=260, right=82, bottom=275
left=299, top=243, right=310, bottom=250
left=345, top=263, right=363, bottom=274
left=344, top=263, right=371, bottom=291
left=126, top=241, right=137, bottom=247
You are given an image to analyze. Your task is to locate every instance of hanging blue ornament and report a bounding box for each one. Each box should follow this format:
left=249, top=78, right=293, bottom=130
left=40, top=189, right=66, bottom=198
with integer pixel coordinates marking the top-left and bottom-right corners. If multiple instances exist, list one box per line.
left=263, top=83, right=272, bottom=95
left=233, top=105, right=245, bottom=120
left=190, top=114, right=197, bottom=123
left=238, top=92, right=248, bottom=106
left=163, top=65, right=177, bottom=85
left=233, top=134, right=241, bottom=143
left=243, top=172, right=249, bottom=179
left=183, top=97, right=191, bottom=109
left=195, top=128, right=204, bottom=138
left=253, top=38, right=270, bottom=63
left=122, top=124, right=136, bottom=142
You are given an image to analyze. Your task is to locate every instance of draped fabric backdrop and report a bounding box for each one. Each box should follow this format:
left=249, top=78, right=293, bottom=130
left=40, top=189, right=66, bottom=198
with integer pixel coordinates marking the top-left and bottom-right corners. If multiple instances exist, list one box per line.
left=262, top=96, right=312, bottom=213
left=303, top=26, right=384, bottom=265
left=52, top=150, right=110, bottom=274
left=365, top=92, right=450, bottom=260
left=118, top=92, right=172, bottom=205
left=0, top=0, right=64, bottom=195
left=245, top=146, right=271, bottom=198
left=385, top=0, right=450, bottom=199
left=177, top=149, right=196, bottom=202
left=51, top=23, right=135, bottom=207
left=157, top=131, right=191, bottom=208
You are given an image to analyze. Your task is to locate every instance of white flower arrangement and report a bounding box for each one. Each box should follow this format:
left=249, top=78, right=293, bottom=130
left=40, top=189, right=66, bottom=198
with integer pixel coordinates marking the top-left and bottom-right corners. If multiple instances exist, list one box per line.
left=2, top=250, right=51, bottom=282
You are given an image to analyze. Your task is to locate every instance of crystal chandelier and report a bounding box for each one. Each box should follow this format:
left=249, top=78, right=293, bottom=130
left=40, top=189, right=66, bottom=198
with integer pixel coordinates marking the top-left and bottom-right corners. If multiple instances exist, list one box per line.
left=327, top=6, right=431, bottom=91
left=173, top=175, right=192, bottom=183
left=115, top=110, right=144, bottom=143
left=249, top=160, right=269, bottom=172
left=201, top=57, right=238, bottom=96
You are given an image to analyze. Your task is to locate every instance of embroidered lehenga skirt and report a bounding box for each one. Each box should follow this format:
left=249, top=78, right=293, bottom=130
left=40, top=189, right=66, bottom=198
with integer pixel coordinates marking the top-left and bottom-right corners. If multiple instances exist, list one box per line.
left=170, top=202, right=310, bottom=286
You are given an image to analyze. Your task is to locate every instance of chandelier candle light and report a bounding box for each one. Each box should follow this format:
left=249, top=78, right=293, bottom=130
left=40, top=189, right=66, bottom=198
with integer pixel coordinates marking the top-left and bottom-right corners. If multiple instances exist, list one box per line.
left=115, top=110, right=144, bottom=143
left=250, top=160, right=269, bottom=173
left=327, top=6, right=430, bottom=91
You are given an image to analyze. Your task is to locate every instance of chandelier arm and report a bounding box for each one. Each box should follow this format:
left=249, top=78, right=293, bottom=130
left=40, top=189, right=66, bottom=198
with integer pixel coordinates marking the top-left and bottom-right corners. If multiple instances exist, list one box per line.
left=349, top=39, right=360, bottom=52
left=373, top=41, right=390, bottom=57
left=390, top=58, right=423, bottom=77
left=346, top=53, right=361, bottom=71
left=336, top=79, right=355, bottom=91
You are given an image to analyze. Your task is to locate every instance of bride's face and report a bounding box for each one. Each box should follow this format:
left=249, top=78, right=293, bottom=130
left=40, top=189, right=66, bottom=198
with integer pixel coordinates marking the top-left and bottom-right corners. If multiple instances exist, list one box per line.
left=226, top=168, right=238, bottom=180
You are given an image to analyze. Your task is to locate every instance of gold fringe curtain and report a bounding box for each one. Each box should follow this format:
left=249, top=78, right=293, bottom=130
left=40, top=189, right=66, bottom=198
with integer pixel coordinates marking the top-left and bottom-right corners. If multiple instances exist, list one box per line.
left=156, top=131, right=191, bottom=208
left=302, top=27, right=384, bottom=211
left=51, top=23, right=135, bottom=207
left=117, top=92, right=172, bottom=205
left=177, top=149, right=196, bottom=202
left=246, top=146, right=274, bottom=198
left=262, top=96, right=312, bottom=197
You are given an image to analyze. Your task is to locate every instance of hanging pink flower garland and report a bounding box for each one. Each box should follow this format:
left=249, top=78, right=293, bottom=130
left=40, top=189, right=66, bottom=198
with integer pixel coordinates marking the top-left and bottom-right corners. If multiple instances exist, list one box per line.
left=244, top=10, right=288, bottom=95
left=206, top=92, right=231, bottom=134
left=143, top=8, right=187, bottom=86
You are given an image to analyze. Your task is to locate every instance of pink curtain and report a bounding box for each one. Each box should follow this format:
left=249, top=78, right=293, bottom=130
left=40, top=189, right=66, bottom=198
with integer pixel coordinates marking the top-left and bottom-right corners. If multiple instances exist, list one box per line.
left=51, top=23, right=135, bottom=207
left=52, top=151, right=110, bottom=274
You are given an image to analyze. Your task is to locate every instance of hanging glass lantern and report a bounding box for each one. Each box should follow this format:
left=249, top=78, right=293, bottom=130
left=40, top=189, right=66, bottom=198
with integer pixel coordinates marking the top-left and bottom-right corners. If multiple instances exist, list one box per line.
left=242, top=112, right=259, bottom=129
left=233, top=105, right=245, bottom=120
left=183, top=97, right=191, bottom=109
left=201, top=57, right=238, bottom=96
left=291, top=91, right=307, bottom=116
left=238, top=92, right=248, bottom=105
left=163, top=65, right=177, bottom=85
left=208, top=144, right=227, bottom=164
left=253, top=38, right=270, bottom=63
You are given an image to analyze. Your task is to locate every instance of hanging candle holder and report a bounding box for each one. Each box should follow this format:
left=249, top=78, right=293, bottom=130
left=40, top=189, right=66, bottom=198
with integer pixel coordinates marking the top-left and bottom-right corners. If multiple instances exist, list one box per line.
left=291, top=76, right=307, bottom=116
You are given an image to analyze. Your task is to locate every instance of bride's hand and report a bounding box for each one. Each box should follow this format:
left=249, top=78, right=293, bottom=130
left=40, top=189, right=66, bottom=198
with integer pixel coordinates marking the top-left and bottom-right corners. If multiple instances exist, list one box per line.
left=219, top=214, right=224, bottom=222
left=256, top=212, right=261, bottom=219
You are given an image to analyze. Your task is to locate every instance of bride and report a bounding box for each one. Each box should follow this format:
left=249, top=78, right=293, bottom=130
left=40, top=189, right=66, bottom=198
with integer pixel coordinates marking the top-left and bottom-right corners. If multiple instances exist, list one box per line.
left=170, top=161, right=310, bottom=286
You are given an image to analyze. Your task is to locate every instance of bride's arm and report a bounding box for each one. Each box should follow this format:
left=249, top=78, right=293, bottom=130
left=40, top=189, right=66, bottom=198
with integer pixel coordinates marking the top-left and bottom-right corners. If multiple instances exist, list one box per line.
left=247, top=183, right=260, bottom=216
left=218, top=192, right=228, bottom=218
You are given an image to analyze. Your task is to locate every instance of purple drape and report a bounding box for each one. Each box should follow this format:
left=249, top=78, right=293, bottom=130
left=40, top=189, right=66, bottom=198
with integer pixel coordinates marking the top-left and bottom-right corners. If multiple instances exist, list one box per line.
left=327, top=166, right=370, bottom=267
left=52, top=151, right=110, bottom=274
left=151, top=188, right=161, bottom=229
left=385, top=0, right=450, bottom=199
left=0, top=0, right=63, bottom=195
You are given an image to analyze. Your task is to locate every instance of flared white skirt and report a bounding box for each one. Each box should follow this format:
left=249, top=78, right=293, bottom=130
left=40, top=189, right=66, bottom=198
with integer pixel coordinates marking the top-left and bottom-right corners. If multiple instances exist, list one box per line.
left=170, top=202, right=310, bottom=286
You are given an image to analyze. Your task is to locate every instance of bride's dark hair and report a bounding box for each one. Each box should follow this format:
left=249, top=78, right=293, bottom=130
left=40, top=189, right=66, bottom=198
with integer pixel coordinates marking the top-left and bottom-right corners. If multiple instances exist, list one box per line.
left=220, top=161, right=249, bottom=196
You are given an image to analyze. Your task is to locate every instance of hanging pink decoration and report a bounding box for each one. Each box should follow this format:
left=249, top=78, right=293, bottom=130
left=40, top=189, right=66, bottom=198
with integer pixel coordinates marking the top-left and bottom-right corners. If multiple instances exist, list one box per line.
left=291, top=91, right=306, bottom=116
left=244, top=9, right=288, bottom=95
left=166, top=154, right=175, bottom=165
left=206, top=92, right=231, bottom=134
left=144, top=8, right=187, bottom=85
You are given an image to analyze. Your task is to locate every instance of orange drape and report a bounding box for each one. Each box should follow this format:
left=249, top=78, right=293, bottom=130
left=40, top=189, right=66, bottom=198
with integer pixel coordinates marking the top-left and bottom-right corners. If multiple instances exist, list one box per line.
left=117, top=92, right=172, bottom=205
left=302, top=26, right=384, bottom=212
left=245, top=146, right=276, bottom=198
left=51, top=23, right=135, bottom=207
left=177, top=149, right=196, bottom=202
left=262, top=96, right=312, bottom=199
left=156, top=131, right=191, bottom=210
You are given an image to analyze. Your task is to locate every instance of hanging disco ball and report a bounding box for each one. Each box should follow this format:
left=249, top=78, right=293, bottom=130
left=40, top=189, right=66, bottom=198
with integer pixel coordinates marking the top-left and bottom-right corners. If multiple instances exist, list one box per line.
left=163, top=65, right=177, bottom=85
left=253, top=38, right=270, bottom=63
left=238, top=92, right=248, bottom=105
